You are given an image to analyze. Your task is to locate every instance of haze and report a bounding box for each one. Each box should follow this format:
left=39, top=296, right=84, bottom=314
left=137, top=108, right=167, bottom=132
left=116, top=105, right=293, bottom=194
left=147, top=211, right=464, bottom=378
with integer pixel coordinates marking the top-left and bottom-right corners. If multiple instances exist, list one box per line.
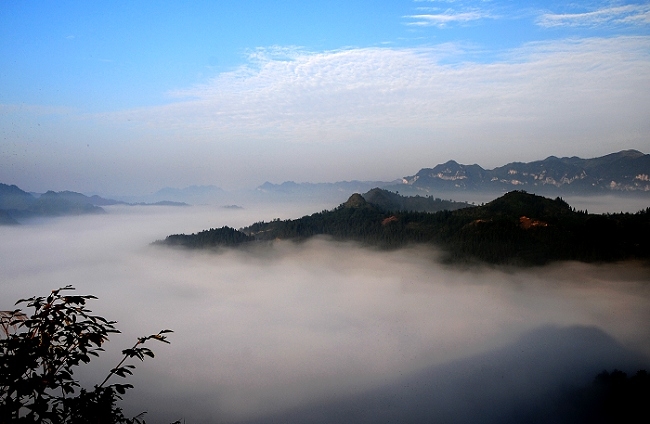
left=2, top=1, right=650, bottom=422
left=2, top=1, right=650, bottom=195
left=1, top=203, right=649, bottom=422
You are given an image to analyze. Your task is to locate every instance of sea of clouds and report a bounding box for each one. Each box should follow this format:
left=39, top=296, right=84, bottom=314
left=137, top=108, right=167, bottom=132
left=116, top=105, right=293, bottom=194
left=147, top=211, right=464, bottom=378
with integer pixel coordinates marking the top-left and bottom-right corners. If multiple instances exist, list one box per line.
left=1, top=201, right=649, bottom=423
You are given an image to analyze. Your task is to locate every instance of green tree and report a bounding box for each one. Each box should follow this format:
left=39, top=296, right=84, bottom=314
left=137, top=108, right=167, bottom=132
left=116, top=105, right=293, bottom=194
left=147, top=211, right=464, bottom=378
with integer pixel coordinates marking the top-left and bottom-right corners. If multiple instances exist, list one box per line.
left=0, top=286, right=172, bottom=423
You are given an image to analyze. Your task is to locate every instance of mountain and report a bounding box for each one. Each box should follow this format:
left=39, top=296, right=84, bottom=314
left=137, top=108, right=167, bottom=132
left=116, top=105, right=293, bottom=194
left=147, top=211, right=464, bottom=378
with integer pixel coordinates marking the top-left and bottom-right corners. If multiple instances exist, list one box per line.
left=155, top=190, right=650, bottom=265
left=0, top=209, right=19, bottom=225
left=0, top=183, right=192, bottom=224
left=0, top=183, right=36, bottom=211
left=0, top=184, right=106, bottom=223
left=43, top=190, right=125, bottom=206
left=241, top=325, right=647, bottom=424
left=251, top=151, right=649, bottom=201
left=394, top=150, right=650, bottom=195
left=26, top=191, right=106, bottom=217
left=362, top=188, right=471, bottom=213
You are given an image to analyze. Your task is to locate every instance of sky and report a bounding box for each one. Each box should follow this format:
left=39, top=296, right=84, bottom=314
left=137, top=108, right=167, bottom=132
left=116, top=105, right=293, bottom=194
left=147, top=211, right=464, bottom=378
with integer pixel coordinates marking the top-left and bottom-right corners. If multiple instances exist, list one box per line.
left=1, top=0, right=649, bottom=195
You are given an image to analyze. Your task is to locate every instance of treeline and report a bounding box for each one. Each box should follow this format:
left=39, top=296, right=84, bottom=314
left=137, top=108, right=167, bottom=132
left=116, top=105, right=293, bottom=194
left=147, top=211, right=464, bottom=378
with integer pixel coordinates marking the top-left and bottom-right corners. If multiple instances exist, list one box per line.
left=362, top=188, right=471, bottom=213
left=156, top=226, right=255, bottom=248
left=155, top=191, right=650, bottom=265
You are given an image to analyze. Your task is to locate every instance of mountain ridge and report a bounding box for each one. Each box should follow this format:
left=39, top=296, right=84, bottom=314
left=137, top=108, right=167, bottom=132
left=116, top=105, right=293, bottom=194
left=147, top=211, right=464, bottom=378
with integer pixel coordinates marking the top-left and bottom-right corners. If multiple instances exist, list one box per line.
left=155, top=189, right=650, bottom=266
left=0, top=183, right=187, bottom=224
left=394, top=150, right=650, bottom=195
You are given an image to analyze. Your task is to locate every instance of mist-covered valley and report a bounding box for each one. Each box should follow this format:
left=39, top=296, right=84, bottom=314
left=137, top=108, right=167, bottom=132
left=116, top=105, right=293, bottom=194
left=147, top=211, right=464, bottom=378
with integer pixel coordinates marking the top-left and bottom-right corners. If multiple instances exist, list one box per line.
left=1, top=199, right=649, bottom=423
left=4, top=1, right=650, bottom=421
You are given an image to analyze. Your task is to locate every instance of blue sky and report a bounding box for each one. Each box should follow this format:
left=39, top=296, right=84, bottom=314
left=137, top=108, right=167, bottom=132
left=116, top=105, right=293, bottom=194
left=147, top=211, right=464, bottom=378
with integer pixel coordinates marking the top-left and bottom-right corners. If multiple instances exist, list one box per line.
left=1, top=0, right=649, bottom=194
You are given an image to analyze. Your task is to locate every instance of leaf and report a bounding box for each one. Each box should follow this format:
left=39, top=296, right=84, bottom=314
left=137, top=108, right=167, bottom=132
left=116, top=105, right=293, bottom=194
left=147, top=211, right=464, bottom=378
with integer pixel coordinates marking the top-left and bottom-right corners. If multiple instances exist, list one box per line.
left=114, top=383, right=133, bottom=394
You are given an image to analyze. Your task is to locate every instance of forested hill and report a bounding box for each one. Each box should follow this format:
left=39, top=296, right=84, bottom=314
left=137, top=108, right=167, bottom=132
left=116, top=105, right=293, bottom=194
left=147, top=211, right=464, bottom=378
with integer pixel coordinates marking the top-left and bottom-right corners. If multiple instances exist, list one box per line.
left=155, top=191, right=650, bottom=266
left=362, top=188, right=471, bottom=212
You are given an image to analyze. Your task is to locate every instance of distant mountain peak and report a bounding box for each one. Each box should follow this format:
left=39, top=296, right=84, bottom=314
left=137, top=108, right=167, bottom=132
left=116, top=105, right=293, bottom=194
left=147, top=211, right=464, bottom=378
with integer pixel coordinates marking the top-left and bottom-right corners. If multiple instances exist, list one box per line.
left=616, top=149, right=642, bottom=155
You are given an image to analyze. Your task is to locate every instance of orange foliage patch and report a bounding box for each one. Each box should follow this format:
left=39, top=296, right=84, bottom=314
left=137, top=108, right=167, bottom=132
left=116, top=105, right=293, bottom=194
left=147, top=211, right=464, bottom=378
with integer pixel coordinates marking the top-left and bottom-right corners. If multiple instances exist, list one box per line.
left=519, top=216, right=548, bottom=229
left=382, top=216, right=398, bottom=226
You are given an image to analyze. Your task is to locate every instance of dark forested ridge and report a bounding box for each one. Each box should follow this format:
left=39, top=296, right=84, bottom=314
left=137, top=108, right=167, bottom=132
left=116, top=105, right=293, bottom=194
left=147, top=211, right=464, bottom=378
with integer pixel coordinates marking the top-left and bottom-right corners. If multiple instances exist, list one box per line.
left=160, top=226, right=256, bottom=248
left=362, top=188, right=471, bottom=212
left=155, top=190, right=650, bottom=265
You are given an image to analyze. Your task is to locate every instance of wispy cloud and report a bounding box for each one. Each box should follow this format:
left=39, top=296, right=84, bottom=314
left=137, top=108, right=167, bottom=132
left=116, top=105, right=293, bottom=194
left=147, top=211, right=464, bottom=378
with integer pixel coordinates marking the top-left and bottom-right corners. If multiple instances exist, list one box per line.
left=406, top=11, right=489, bottom=27
left=111, top=37, right=650, bottom=145
left=54, top=36, right=648, bottom=187
left=538, top=4, right=650, bottom=28
left=406, top=0, right=499, bottom=27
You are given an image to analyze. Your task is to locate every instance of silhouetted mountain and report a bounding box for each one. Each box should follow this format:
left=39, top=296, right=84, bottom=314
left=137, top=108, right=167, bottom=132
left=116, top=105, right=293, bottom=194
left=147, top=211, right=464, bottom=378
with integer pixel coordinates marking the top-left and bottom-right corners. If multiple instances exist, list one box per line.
left=393, top=150, right=650, bottom=195
left=239, top=325, right=647, bottom=424
left=45, top=190, right=126, bottom=206
left=156, top=190, right=650, bottom=265
left=0, top=184, right=106, bottom=222
left=15, top=190, right=106, bottom=218
left=0, top=183, right=36, bottom=211
left=0, top=183, right=191, bottom=224
left=0, top=209, right=19, bottom=225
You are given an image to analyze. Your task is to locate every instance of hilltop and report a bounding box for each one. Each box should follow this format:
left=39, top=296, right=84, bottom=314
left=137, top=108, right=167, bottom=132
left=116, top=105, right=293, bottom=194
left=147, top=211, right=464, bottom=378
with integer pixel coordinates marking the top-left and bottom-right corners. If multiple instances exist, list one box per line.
left=362, top=188, right=471, bottom=213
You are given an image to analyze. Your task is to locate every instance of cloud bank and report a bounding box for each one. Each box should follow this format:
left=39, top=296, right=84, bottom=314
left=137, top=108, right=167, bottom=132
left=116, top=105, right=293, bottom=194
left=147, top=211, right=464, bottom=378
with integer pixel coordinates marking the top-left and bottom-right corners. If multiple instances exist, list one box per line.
left=101, top=36, right=649, bottom=169
left=131, top=37, right=649, bottom=139
left=1, top=205, right=649, bottom=422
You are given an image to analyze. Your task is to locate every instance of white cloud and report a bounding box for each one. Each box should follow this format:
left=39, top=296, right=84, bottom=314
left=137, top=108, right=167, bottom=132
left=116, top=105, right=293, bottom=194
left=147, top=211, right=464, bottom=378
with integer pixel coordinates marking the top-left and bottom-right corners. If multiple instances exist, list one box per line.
left=405, top=11, right=489, bottom=27
left=107, top=36, right=650, bottom=147
left=14, top=36, right=648, bottom=192
left=538, top=4, right=650, bottom=28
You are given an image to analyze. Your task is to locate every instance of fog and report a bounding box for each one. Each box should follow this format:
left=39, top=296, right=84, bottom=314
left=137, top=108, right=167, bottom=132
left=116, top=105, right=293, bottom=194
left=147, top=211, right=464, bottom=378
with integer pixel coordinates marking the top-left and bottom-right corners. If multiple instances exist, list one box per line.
left=1, top=202, right=649, bottom=423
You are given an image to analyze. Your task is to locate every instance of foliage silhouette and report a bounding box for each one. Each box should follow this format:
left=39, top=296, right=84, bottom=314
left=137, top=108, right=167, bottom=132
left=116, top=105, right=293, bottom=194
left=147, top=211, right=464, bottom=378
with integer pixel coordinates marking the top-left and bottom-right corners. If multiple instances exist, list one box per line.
left=0, top=286, right=173, bottom=423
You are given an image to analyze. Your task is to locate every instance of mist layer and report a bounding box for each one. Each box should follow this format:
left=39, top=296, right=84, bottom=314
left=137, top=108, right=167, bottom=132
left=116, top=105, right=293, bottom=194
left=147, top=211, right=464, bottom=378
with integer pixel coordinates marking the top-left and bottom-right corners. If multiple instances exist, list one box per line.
left=1, top=204, right=649, bottom=423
